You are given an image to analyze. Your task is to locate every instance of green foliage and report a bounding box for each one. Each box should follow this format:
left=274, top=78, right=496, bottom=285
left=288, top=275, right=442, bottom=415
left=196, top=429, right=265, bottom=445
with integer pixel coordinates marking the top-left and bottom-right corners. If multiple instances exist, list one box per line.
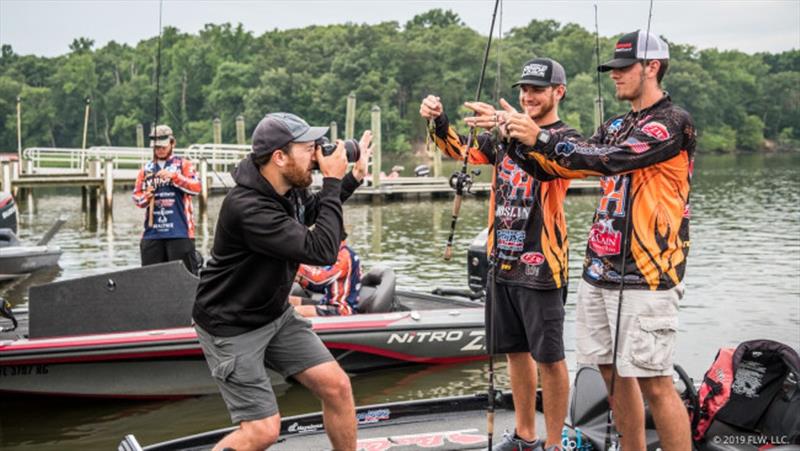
left=0, top=11, right=797, bottom=153
left=698, top=125, right=737, bottom=153
left=737, top=115, right=765, bottom=151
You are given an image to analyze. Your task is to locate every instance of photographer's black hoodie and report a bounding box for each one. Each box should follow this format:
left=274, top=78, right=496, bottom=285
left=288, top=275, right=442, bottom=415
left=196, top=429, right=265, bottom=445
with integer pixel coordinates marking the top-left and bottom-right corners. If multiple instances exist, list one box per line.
left=193, top=156, right=359, bottom=337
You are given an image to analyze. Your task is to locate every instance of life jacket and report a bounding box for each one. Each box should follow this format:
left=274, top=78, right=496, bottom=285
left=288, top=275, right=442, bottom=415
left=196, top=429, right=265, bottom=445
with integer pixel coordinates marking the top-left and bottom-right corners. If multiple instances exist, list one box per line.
left=693, top=339, right=800, bottom=445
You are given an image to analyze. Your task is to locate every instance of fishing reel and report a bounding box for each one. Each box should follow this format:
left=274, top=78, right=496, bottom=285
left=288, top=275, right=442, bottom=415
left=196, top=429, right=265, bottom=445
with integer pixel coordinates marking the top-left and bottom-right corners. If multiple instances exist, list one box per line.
left=448, top=168, right=481, bottom=195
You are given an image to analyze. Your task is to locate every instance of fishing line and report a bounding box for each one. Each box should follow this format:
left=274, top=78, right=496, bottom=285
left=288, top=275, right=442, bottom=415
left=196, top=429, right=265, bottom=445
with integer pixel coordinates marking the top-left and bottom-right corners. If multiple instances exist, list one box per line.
left=593, top=2, right=604, bottom=126
left=604, top=1, right=655, bottom=450
left=442, top=0, right=501, bottom=261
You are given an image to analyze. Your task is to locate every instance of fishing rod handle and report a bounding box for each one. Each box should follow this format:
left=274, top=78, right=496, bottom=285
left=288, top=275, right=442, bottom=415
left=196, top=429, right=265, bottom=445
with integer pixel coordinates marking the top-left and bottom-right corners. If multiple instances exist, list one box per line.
left=443, top=194, right=464, bottom=260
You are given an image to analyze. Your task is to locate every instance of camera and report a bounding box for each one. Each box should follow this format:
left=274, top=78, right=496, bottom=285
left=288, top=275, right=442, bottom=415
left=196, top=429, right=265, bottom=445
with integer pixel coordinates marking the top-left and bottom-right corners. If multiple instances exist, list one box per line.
left=317, top=137, right=361, bottom=163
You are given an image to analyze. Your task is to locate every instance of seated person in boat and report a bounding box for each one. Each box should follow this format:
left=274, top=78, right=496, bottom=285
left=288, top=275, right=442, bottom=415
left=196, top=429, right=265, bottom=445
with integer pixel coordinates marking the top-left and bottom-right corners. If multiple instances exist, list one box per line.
left=290, top=237, right=361, bottom=317
left=132, top=124, right=201, bottom=274
left=193, top=112, right=372, bottom=451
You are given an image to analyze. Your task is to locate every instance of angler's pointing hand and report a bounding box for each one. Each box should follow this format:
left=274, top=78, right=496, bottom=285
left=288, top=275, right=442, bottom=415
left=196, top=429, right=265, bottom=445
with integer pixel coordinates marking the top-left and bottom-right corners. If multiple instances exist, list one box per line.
left=499, top=98, right=540, bottom=146
left=316, top=140, right=347, bottom=180
left=419, top=95, right=444, bottom=120
left=463, top=101, right=506, bottom=132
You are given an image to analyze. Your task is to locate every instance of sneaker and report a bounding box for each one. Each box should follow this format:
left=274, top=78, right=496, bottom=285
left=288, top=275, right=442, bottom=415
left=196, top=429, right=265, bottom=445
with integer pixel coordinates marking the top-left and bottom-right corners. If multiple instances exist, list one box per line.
left=492, top=429, right=544, bottom=451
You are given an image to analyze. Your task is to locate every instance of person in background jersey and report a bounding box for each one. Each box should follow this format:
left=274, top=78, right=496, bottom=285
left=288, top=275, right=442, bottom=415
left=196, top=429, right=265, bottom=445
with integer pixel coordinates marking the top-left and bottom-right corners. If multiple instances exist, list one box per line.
left=132, top=124, right=201, bottom=274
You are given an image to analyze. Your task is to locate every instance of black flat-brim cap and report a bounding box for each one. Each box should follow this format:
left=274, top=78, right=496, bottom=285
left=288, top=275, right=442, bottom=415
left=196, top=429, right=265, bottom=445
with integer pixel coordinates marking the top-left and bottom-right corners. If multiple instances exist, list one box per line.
left=597, top=58, right=640, bottom=72
left=252, top=112, right=328, bottom=158
left=598, top=29, right=669, bottom=72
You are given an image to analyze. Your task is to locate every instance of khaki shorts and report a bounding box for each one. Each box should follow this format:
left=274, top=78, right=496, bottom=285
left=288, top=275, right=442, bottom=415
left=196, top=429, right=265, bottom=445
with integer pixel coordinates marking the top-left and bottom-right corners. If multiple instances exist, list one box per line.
left=575, top=279, right=684, bottom=378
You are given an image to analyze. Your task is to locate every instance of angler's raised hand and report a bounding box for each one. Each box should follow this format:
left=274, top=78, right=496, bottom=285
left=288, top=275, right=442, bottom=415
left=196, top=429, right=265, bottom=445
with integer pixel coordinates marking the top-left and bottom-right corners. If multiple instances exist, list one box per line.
left=352, top=130, right=374, bottom=182
left=156, top=168, right=174, bottom=182
left=419, top=95, right=444, bottom=120
left=499, top=98, right=540, bottom=146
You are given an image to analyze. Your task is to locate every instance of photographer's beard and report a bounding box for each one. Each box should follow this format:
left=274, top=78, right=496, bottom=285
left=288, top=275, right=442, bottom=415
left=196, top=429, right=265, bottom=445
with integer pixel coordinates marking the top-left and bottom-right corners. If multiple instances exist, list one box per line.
left=284, top=157, right=313, bottom=189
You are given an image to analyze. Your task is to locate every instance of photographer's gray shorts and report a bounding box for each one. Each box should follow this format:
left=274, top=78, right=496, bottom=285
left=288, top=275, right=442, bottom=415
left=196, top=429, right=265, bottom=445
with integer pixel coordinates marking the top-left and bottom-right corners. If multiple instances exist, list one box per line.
left=195, top=308, right=334, bottom=423
left=575, top=279, right=684, bottom=378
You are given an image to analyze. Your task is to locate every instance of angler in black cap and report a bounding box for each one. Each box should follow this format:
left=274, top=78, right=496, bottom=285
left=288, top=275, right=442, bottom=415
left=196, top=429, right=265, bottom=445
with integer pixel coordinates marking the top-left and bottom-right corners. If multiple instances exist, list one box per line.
left=496, top=30, right=695, bottom=451
left=421, top=57, right=581, bottom=451
left=193, top=112, right=372, bottom=450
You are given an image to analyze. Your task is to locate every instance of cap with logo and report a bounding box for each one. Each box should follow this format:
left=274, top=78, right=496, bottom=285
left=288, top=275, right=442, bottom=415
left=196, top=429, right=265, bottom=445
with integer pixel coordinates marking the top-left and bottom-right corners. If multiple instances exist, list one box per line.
left=511, top=58, right=567, bottom=88
left=251, top=112, right=329, bottom=159
left=598, top=30, right=669, bottom=72
left=149, top=124, right=174, bottom=147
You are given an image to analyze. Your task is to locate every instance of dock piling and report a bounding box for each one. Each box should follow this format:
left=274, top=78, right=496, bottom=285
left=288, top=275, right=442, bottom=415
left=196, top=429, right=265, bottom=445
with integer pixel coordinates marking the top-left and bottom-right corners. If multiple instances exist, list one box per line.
left=1, top=161, right=11, bottom=194
left=345, top=93, right=356, bottom=140
left=235, top=116, right=246, bottom=145
left=370, top=106, right=382, bottom=189
left=199, top=159, right=209, bottom=213
left=103, top=158, right=114, bottom=215
left=136, top=124, right=145, bottom=148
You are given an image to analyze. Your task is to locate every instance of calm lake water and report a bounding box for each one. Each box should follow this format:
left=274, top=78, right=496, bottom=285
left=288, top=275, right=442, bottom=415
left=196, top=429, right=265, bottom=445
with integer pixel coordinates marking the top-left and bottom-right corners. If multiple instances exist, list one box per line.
left=0, top=153, right=798, bottom=450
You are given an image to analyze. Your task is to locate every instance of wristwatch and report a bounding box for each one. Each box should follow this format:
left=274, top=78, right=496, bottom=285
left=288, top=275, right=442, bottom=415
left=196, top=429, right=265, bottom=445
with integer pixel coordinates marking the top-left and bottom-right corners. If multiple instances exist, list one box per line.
left=536, top=129, right=551, bottom=146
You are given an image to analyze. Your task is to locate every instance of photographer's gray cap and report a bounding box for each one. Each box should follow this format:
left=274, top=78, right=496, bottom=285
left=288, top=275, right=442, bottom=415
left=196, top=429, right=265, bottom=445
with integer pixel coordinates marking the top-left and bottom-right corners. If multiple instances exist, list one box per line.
left=512, top=58, right=567, bottom=88
left=598, top=30, right=669, bottom=72
left=251, top=112, right=329, bottom=158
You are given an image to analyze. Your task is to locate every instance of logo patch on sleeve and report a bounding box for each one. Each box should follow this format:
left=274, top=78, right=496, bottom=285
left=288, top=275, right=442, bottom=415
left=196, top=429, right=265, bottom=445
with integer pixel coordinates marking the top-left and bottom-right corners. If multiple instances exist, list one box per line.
left=641, top=121, right=670, bottom=141
left=554, top=141, right=575, bottom=156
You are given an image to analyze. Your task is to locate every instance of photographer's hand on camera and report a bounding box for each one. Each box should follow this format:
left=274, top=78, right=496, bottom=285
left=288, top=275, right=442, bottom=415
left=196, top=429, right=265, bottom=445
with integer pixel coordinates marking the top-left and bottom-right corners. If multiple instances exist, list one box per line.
left=352, top=130, right=373, bottom=182
left=419, top=95, right=444, bottom=120
left=316, top=140, right=348, bottom=180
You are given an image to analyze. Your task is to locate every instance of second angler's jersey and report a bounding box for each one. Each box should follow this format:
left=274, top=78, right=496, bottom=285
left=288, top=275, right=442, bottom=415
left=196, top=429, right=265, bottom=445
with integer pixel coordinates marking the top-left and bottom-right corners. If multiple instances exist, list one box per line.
left=132, top=156, right=201, bottom=240
left=431, top=113, right=581, bottom=290
left=511, top=94, right=696, bottom=291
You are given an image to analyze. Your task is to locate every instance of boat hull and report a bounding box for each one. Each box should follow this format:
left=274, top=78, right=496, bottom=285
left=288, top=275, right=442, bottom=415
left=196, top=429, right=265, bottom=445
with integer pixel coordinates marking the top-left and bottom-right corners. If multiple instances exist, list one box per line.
left=0, top=294, right=485, bottom=398
left=0, top=246, right=61, bottom=275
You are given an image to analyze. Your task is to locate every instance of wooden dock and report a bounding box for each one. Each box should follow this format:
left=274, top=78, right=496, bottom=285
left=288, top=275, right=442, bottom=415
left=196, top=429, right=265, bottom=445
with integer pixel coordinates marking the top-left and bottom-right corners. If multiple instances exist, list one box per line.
left=3, top=163, right=600, bottom=208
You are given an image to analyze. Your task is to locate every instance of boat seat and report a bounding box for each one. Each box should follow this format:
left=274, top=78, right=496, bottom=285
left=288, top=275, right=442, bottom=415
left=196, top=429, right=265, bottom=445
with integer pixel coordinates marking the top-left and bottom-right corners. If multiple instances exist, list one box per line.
left=356, top=265, right=395, bottom=314
left=0, top=228, right=21, bottom=248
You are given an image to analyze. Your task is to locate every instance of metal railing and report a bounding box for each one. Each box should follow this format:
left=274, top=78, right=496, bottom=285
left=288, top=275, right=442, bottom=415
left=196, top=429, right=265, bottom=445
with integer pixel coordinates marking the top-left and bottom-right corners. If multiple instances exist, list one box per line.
left=21, top=144, right=252, bottom=174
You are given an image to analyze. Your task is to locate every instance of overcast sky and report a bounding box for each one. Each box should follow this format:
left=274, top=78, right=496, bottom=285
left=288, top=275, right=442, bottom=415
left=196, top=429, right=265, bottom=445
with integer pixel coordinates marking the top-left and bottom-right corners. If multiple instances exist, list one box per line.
left=1, top=0, right=798, bottom=57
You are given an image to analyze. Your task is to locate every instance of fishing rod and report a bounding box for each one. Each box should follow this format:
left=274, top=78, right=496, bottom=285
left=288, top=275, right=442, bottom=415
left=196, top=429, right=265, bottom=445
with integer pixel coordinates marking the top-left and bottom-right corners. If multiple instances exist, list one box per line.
left=593, top=2, right=604, bottom=127
left=603, top=1, right=655, bottom=450
left=148, top=0, right=164, bottom=228
left=442, top=0, right=501, bottom=261
left=485, top=2, right=504, bottom=448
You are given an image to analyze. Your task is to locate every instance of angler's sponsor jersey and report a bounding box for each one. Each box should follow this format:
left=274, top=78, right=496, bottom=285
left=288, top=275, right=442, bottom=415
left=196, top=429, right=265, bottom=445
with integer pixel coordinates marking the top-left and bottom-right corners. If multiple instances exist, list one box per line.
left=511, top=95, right=696, bottom=291
left=132, top=156, right=201, bottom=239
left=297, top=241, right=361, bottom=315
left=430, top=114, right=581, bottom=290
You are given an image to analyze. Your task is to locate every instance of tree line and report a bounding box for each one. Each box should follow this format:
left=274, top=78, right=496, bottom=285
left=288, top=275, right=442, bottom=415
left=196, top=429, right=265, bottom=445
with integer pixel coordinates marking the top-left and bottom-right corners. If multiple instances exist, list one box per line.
left=1, top=9, right=798, bottom=154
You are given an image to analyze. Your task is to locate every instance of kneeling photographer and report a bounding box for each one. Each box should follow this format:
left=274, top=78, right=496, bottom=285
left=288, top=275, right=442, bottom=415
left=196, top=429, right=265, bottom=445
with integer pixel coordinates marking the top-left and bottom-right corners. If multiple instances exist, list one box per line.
left=193, top=112, right=371, bottom=450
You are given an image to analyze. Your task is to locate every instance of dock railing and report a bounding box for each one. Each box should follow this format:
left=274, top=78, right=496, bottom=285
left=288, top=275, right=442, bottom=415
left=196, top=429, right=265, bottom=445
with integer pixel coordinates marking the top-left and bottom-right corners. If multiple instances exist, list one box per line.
left=21, top=144, right=251, bottom=174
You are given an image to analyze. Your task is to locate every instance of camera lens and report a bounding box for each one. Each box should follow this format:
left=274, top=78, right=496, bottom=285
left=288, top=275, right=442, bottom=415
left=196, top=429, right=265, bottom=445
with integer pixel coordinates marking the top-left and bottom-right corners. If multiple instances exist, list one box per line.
left=342, top=139, right=360, bottom=163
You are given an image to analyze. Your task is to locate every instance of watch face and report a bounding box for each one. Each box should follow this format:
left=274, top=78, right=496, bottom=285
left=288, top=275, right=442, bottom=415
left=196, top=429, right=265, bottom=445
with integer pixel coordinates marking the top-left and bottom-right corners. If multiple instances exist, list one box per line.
left=538, top=130, right=551, bottom=144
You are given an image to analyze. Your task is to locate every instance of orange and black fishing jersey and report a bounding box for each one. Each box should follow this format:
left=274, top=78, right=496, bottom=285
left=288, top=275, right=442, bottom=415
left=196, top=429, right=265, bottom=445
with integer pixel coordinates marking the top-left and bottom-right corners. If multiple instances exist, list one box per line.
left=430, top=113, right=581, bottom=290
left=509, top=94, right=696, bottom=291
